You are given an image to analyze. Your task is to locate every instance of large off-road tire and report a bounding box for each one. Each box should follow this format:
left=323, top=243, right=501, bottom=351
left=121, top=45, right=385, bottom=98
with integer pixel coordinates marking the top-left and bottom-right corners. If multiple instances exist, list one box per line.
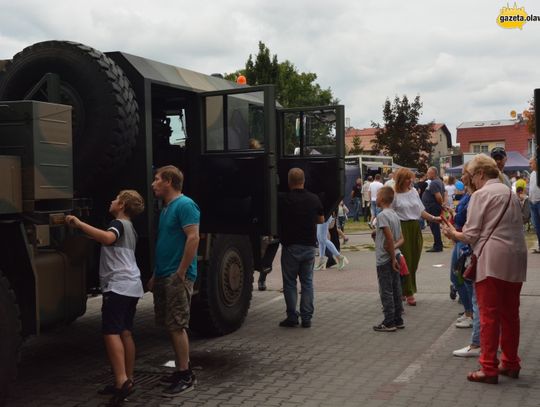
left=0, top=271, right=22, bottom=406
left=0, top=40, right=139, bottom=194
left=191, top=235, right=254, bottom=336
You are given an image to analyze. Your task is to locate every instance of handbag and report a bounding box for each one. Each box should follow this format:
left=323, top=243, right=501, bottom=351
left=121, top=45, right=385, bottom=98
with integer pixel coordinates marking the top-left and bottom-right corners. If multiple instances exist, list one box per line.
left=396, top=253, right=409, bottom=276
left=453, top=250, right=470, bottom=285
left=462, top=253, right=477, bottom=281
left=463, top=189, right=512, bottom=281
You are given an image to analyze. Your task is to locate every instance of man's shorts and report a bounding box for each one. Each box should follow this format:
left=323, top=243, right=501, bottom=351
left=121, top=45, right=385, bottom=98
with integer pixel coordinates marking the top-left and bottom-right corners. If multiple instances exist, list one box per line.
left=101, top=291, right=139, bottom=335
left=153, top=274, right=194, bottom=331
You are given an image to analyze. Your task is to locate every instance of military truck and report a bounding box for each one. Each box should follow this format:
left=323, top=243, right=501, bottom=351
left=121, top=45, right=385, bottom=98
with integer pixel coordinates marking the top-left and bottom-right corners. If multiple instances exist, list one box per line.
left=0, top=40, right=344, bottom=398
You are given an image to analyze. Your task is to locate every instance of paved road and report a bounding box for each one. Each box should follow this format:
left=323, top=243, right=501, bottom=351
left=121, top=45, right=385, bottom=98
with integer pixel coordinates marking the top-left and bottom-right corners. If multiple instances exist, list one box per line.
left=6, top=231, right=540, bottom=406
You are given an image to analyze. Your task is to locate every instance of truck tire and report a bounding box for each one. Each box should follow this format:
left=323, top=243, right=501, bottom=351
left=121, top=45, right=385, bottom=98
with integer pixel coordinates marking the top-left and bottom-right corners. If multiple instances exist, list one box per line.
left=0, top=40, right=139, bottom=194
left=191, top=235, right=254, bottom=336
left=0, top=271, right=22, bottom=406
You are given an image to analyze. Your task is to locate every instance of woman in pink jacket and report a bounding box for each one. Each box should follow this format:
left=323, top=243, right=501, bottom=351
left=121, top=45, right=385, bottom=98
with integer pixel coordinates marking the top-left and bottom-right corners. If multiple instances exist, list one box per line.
left=442, top=154, right=527, bottom=384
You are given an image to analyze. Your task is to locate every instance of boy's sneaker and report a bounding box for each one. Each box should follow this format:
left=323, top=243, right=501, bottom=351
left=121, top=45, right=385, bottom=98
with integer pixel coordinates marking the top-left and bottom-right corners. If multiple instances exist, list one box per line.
left=162, top=376, right=194, bottom=397
left=394, top=319, right=405, bottom=329
left=373, top=323, right=397, bottom=332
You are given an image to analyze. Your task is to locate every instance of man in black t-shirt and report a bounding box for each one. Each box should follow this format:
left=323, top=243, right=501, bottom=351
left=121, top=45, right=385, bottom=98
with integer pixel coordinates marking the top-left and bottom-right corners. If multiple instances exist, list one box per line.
left=422, top=167, right=444, bottom=252
left=278, top=168, right=324, bottom=328
left=350, top=177, right=363, bottom=221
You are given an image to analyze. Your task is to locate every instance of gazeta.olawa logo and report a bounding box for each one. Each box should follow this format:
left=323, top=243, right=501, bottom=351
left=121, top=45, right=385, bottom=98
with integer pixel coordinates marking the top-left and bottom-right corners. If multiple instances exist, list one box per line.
left=497, top=2, right=540, bottom=29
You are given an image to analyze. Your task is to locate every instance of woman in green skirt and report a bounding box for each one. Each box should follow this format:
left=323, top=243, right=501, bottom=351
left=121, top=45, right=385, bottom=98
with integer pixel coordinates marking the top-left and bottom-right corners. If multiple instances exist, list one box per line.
left=392, top=168, right=442, bottom=305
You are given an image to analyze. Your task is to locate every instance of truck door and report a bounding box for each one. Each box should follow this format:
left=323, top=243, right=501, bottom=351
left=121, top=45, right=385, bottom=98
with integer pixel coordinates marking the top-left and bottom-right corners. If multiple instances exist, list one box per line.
left=277, top=105, right=345, bottom=218
left=194, top=85, right=277, bottom=235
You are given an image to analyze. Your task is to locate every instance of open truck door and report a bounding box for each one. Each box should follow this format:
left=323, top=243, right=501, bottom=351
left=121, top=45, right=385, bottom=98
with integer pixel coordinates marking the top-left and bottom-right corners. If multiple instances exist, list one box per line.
left=193, top=85, right=278, bottom=235
left=277, top=105, right=345, bottom=218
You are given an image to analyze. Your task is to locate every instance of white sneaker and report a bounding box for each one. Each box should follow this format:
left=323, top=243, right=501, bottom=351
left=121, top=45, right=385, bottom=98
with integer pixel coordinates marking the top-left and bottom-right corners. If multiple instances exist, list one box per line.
left=456, top=314, right=470, bottom=323
left=336, top=255, right=349, bottom=270
left=452, top=345, right=481, bottom=357
left=314, top=256, right=327, bottom=271
left=455, top=316, right=473, bottom=328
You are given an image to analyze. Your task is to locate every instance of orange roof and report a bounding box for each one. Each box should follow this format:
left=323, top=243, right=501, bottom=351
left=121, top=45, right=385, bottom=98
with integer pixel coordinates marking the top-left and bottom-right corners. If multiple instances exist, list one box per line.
left=345, top=123, right=451, bottom=152
left=345, top=127, right=379, bottom=151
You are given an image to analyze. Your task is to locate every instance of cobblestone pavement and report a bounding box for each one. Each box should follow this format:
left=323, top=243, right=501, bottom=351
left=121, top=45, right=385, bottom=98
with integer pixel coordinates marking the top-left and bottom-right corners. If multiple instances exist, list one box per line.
left=6, top=230, right=540, bottom=406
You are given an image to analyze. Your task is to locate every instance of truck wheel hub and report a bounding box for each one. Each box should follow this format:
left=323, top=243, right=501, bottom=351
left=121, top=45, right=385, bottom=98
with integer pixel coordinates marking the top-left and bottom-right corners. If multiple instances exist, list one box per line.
left=220, top=249, right=243, bottom=306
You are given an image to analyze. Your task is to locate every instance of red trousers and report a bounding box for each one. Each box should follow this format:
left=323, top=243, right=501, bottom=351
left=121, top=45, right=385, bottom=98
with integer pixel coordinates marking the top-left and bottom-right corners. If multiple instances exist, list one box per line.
left=475, top=277, right=523, bottom=376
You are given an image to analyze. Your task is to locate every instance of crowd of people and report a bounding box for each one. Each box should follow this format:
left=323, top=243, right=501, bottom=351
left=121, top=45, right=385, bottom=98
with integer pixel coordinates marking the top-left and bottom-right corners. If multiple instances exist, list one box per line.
left=65, top=146, right=537, bottom=405
left=346, top=146, right=534, bottom=385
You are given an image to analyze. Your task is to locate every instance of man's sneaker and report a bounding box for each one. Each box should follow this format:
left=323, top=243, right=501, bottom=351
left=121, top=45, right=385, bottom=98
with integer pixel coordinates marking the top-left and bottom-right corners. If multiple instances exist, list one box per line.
left=162, top=376, right=194, bottom=397
left=337, top=255, right=349, bottom=270
left=453, top=345, right=481, bottom=357
left=373, top=323, right=397, bottom=332
left=455, top=316, right=473, bottom=328
left=394, top=319, right=405, bottom=329
left=161, top=368, right=197, bottom=385
left=279, top=318, right=299, bottom=327
left=301, top=320, right=312, bottom=328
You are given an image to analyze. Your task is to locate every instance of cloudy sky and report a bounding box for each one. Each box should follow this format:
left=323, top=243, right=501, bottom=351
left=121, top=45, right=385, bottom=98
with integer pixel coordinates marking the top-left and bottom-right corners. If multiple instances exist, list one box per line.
left=1, top=0, right=538, bottom=143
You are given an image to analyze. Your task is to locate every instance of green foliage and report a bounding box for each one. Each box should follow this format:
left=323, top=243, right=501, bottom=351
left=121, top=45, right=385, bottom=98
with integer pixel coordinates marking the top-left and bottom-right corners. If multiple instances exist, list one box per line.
left=371, top=95, right=434, bottom=168
left=224, top=41, right=337, bottom=108
left=348, top=135, right=364, bottom=155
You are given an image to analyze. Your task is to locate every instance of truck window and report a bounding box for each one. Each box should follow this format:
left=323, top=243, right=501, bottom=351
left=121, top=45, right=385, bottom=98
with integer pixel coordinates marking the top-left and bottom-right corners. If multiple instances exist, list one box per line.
left=167, top=110, right=187, bottom=146
left=282, top=109, right=337, bottom=156
left=206, top=96, right=225, bottom=151
left=205, top=92, right=265, bottom=152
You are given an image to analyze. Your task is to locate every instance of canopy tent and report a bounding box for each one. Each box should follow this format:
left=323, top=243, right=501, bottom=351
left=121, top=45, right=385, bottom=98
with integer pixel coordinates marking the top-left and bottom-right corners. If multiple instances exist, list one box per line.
left=445, top=151, right=530, bottom=175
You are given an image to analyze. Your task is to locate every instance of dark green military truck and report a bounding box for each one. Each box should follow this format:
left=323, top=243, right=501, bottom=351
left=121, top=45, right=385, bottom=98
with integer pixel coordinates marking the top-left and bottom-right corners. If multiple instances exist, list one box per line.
left=0, top=41, right=344, bottom=399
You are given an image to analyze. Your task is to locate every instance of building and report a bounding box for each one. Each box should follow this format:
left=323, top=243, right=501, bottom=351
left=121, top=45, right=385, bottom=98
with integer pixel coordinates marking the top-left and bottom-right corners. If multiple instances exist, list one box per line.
left=430, top=124, right=452, bottom=159
left=345, top=123, right=452, bottom=159
left=456, top=118, right=533, bottom=157
left=345, top=127, right=378, bottom=154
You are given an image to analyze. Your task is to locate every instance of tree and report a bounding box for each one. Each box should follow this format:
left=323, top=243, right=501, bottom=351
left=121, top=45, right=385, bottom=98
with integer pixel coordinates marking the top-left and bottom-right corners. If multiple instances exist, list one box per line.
left=371, top=95, right=434, bottom=168
left=224, top=42, right=337, bottom=108
left=348, top=135, right=364, bottom=155
left=524, top=98, right=535, bottom=136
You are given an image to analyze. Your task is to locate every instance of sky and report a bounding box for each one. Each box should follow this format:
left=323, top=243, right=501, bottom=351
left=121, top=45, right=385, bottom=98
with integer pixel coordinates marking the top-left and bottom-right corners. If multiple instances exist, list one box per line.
left=1, top=0, right=539, bottom=144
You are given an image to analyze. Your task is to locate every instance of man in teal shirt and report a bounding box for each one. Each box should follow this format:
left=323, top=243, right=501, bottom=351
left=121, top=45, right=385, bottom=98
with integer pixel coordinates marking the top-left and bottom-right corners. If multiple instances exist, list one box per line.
left=148, top=165, right=200, bottom=396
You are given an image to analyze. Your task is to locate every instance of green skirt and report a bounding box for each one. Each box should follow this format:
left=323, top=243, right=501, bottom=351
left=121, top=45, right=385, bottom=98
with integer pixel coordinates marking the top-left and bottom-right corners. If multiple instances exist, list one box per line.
left=400, top=220, right=423, bottom=296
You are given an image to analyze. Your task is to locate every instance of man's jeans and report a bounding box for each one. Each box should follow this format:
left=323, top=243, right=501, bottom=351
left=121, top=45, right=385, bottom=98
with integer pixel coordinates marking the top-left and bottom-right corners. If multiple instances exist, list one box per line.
left=363, top=200, right=371, bottom=222
left=371, top=201, right=381, bottom=218
left=426, top=206, right=443, bottom=250
left=376, top=260, right=404, bottom=327
left=530, top=201, right=540, bottom=248
left=352, top=197, right=361, bottom=221
left=281, top=244, right=316, bottom=322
